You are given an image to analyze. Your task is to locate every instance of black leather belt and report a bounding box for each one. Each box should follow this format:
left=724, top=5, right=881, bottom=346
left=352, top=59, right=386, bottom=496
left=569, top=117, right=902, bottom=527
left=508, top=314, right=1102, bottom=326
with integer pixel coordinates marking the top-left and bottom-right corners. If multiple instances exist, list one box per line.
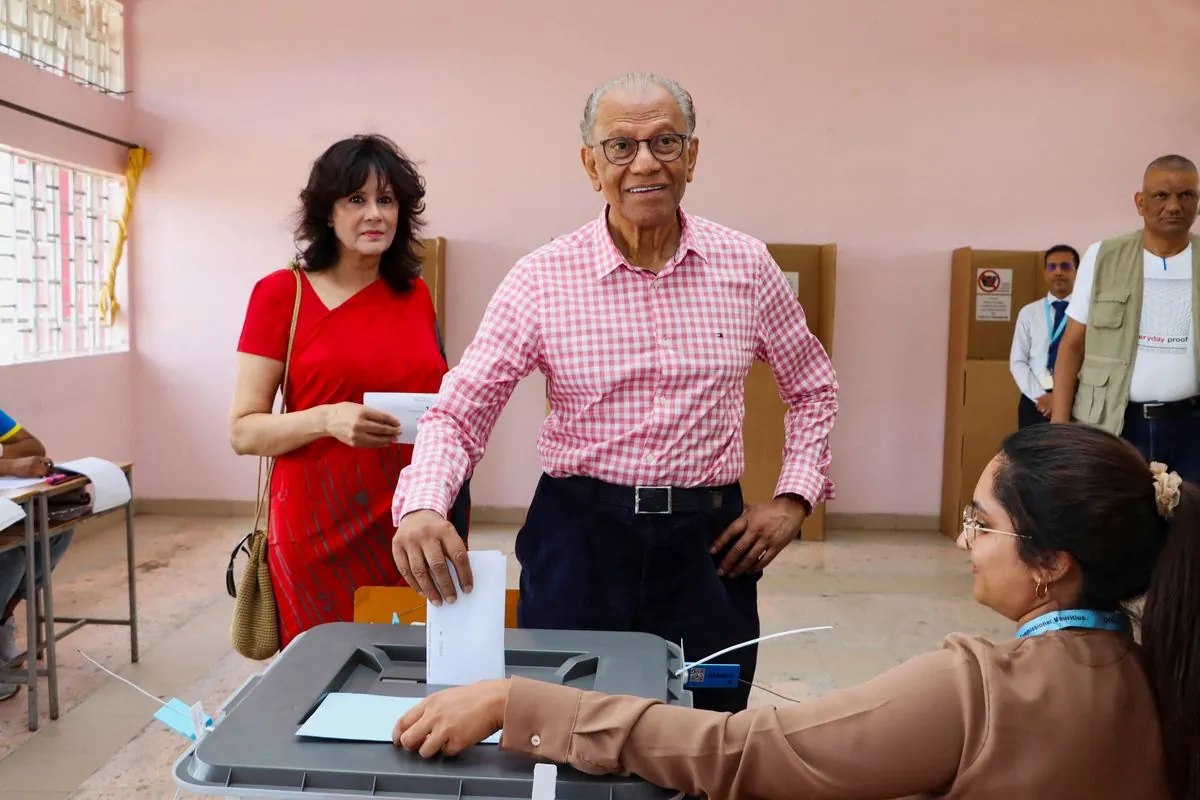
left=1133, top=395, right=1200, bottom=421
left=555, top=475, right=735, bottom=515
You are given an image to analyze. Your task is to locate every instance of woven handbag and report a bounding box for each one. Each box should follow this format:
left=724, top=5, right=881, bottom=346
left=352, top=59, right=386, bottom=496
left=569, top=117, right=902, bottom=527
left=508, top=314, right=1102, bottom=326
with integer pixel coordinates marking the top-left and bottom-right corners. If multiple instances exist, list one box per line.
left=227, top=264, right=302, bottom=661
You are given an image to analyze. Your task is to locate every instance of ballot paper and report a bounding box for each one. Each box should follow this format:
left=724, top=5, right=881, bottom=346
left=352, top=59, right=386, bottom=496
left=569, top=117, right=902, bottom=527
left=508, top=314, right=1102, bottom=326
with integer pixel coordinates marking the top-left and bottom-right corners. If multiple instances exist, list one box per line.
left=362, top=392, right=439, bottom=445
left=426, top=550, right=507, bottom=686
left=296, top=692, right=501, bottom=744
left=56, top=457, right=131, bottom=513
left=0, top=498, right=26, bottom=531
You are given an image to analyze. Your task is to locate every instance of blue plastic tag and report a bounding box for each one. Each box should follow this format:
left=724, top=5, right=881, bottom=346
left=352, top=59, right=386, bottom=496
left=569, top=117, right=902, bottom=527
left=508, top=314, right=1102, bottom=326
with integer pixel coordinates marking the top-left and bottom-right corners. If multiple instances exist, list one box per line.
left=153, top=697, right=213, bottom=741
left=684, top=663, right=740, bottom=689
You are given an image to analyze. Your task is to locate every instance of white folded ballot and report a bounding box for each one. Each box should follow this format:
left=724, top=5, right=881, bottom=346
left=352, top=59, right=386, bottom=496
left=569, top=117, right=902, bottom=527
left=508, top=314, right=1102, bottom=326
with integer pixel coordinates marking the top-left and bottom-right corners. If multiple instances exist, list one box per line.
left=56, top=457, right=131, bottom=513
left=362, top=392, right=439, bottom=445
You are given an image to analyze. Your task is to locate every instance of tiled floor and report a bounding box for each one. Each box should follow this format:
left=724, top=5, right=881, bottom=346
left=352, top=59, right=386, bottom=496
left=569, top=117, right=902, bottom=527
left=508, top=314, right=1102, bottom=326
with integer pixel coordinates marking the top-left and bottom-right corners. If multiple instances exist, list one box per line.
left=0, top=515, right=1008, bottom=797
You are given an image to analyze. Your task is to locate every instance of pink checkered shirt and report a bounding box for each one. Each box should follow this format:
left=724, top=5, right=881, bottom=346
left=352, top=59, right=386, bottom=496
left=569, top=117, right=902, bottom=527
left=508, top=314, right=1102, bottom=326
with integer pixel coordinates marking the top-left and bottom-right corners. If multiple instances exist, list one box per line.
left=393, top=207, right=838, bottom=522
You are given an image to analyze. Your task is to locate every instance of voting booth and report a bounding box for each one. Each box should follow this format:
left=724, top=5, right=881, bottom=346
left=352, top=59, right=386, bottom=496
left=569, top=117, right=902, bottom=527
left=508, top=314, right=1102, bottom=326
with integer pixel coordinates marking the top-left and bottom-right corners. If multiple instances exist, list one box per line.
left=744, top=244, right=837, bottom=542
left=172, top=622, right=691, bottom=800
left=939, top=248, right=1046, bottom=540
left=416, top=237, right=447, bottom=322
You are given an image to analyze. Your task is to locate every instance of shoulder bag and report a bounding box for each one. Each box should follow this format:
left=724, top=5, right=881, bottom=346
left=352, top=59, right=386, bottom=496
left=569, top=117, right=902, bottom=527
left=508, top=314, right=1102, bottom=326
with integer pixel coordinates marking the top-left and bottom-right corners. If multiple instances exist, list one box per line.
left=227, top=263, right=302, bottom=661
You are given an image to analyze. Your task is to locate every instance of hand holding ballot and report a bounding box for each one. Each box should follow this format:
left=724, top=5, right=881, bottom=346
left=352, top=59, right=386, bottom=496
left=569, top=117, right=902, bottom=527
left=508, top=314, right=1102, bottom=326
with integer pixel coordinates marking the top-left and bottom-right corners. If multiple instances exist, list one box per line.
left=324, top=402, right=402, bottom=448
left=393, top=510, right=473, bottom=605
left=392, top=678, right=509, bottom=758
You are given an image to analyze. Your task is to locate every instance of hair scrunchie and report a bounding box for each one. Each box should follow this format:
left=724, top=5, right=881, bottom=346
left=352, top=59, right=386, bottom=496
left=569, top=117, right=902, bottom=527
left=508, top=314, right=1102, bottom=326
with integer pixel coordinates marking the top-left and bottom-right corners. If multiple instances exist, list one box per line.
left=1150, top=461, right=1183, bottom=520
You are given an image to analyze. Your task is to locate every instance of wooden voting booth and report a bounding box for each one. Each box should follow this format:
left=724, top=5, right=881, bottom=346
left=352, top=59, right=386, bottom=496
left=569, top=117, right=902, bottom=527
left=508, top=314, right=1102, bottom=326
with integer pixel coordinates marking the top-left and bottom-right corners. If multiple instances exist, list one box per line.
left=940, top=248, right=1046, bottom=540
left=747, top=244, right=837, bottom=541
left=416, top=237, right=447, bottom=321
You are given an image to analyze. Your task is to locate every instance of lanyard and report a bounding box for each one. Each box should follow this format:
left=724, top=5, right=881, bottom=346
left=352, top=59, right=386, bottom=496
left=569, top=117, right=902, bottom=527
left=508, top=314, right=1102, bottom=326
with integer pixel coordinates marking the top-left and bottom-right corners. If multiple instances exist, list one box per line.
left=1044, top=299, right=1067, bottom=345
left=1015, top=609, right=1129, bottom=639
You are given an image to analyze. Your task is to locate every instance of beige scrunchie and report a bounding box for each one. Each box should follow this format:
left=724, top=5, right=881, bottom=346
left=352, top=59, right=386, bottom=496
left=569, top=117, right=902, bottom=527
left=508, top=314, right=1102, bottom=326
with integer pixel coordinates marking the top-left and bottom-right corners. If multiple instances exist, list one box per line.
left=1150, top=462, right=1182, bottom=519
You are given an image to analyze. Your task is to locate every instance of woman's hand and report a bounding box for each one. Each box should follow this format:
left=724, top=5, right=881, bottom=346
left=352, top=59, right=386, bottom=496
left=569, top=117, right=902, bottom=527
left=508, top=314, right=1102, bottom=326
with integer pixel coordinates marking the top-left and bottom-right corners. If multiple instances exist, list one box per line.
left=393, top=679, right=510, bottom=758
left=324, top=402, right=401, bottom=448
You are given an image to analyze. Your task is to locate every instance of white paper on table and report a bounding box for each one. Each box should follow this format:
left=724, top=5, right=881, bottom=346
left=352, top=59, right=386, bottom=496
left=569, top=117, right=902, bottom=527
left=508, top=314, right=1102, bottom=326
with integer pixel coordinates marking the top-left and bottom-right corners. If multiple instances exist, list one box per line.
left=56, top=457, right=131, bottom=513
left=0, top=476, right=45, bottom=491
left=296, top=692, right=501, bottom=744
left=0, top=498, right=26, bottom=530
left=426, top=550, right=507, bottom=686
left=362, top=392, right=439, bottom=445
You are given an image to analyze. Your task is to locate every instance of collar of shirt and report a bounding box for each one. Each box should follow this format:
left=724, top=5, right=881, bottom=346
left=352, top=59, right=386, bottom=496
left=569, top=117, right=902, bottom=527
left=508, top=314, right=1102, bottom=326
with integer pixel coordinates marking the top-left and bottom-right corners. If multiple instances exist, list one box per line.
left=591, top=205, right=709, bottom=280
left=1045, top=291, right=1072, bottom=304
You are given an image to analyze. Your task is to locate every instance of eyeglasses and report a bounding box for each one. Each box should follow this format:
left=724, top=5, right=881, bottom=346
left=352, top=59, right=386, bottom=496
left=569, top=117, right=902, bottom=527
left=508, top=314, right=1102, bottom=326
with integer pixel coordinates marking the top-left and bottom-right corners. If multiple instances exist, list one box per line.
left=598, top=133, right=689, bottom=166
left=961, top=505, right=1030, bottom=550
left=1045, top=261, right=1075, bottom=272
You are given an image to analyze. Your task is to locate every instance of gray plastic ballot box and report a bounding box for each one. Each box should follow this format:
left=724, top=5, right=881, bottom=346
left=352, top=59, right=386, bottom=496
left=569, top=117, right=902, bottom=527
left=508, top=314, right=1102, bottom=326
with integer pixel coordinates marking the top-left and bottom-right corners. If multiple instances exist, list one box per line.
left=173, top=622, right=692, bottom=799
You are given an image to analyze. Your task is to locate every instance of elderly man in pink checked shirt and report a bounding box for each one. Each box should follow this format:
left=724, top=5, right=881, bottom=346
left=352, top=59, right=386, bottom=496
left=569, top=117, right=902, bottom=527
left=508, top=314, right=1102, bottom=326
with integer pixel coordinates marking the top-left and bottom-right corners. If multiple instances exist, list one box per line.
left=392, top=71, right=838, bottom=712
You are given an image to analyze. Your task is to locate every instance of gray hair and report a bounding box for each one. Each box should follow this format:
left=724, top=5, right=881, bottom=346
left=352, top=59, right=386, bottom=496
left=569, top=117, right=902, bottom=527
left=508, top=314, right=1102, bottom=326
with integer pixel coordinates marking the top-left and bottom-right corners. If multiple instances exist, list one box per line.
left=579, top=72, right=696, bottom=146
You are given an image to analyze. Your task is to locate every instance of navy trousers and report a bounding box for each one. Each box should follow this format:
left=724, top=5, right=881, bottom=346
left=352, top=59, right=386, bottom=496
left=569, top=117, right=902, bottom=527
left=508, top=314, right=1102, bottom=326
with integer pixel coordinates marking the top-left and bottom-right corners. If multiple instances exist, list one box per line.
left=515, top=474, right=760, bottom=712
left=1121, top=402, right=1200, bottom=484
left=1018, top=394, right=1050, bottom=429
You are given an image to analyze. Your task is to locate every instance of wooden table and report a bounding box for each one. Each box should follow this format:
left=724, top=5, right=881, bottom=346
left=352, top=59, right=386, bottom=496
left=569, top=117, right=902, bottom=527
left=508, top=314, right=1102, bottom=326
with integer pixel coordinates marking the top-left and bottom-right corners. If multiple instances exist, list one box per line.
left=0, top=462, right=137, bottom=731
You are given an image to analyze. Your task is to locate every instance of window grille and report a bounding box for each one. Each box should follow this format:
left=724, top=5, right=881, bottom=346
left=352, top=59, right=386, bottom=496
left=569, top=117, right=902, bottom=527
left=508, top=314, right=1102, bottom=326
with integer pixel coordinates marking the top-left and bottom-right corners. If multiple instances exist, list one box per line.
left=0, top=144, right=128, bottom=365
left=0, top=0, right=124, bottom=96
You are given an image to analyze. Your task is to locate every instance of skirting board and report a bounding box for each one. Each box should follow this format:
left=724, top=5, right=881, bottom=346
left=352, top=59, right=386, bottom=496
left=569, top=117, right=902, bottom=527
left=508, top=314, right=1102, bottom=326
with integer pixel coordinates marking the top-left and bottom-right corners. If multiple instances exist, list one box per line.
left=132, top=500, right=939, bottom=532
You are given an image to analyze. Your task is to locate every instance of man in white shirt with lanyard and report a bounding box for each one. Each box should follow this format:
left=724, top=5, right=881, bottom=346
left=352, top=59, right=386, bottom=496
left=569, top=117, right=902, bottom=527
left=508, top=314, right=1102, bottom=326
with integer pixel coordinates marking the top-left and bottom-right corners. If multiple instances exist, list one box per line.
left=1010, top=244, right=1078, bottom=428
left=1052, top=154, right=1200, bottom=482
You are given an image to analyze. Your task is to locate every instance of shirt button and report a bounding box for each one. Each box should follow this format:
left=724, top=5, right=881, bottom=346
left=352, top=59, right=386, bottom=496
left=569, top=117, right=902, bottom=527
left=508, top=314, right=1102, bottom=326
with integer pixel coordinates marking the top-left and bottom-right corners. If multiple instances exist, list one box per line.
left=644, top=454, right=657, bottom=464
left=531, top=734, right=542, bottom=747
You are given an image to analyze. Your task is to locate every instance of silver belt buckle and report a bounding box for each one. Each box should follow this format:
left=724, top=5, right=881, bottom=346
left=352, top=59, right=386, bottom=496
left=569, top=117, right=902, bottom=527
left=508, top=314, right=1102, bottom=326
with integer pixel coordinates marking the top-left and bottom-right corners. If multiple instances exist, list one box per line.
left=1143, top=402, right=1164, bottom=419
left=634, top=486, right=672, bottom=515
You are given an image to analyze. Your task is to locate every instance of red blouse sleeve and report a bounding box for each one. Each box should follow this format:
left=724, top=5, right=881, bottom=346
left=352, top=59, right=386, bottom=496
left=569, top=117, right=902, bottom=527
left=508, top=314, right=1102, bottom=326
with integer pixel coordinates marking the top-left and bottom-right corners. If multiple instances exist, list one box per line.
left=237, top=269, right=300, bottom=361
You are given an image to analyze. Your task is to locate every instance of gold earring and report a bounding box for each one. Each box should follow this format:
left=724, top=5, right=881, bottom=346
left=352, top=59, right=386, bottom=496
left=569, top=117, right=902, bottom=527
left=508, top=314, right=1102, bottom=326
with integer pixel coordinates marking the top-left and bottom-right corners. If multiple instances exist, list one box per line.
left=1035, top=579, right=1049, bottom=600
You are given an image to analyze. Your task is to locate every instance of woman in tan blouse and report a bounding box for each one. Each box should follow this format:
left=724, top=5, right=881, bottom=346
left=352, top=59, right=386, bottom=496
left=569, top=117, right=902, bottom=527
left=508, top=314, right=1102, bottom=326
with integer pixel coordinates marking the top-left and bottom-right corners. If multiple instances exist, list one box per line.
left=393, top=424, right=1199, bottom=799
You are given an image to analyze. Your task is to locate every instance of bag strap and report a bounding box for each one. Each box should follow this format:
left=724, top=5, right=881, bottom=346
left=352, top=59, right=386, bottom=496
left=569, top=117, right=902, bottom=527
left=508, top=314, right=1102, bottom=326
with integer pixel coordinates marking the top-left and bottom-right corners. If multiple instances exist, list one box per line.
left=250, top=263, right=303, bottom=534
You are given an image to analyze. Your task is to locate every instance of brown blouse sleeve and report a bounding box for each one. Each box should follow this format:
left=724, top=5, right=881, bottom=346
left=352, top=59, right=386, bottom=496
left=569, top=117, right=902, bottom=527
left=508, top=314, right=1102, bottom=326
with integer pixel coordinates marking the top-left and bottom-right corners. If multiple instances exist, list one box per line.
left=500, top=637, right=988, bottom=800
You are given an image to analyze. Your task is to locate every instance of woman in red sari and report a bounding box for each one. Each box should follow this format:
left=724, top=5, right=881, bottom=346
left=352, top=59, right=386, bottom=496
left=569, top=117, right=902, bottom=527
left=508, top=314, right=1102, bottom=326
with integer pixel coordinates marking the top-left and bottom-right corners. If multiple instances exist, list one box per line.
left=229, top=134, right=468, bottom=649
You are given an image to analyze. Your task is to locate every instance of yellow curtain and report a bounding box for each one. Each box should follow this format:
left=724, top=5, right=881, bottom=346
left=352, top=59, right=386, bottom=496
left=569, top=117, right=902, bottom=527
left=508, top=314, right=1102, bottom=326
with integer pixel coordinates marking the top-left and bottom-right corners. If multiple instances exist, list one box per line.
left=98, top=147, right=152, bottom=326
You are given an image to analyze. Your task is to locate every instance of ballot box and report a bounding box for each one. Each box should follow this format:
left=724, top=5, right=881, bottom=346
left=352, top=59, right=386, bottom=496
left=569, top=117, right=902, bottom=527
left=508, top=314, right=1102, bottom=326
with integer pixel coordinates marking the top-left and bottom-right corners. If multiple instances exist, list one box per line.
left=174, top=622, right=692, bottom=800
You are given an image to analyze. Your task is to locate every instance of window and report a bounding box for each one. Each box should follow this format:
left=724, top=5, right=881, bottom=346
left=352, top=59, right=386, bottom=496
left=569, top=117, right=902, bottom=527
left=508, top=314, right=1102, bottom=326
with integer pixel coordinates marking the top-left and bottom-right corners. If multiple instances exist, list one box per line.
left=0, top=144, right=128, bottom=365
left=0, top=0, right=124, bottom=96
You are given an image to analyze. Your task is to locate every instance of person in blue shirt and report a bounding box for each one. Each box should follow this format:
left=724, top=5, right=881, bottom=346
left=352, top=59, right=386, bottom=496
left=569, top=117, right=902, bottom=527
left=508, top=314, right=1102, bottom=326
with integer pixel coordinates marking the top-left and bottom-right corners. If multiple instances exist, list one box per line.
left=0, top=408, right=52, bottom=478
left=0, top=408, right=70, bottom=702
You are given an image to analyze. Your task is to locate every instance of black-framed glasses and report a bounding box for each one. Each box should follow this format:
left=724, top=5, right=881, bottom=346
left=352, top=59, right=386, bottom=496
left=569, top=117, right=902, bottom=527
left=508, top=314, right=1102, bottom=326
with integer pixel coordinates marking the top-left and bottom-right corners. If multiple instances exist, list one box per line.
left=598, top=133, right=689, bottom=166
left=961, top=505, right=1029, bottom=550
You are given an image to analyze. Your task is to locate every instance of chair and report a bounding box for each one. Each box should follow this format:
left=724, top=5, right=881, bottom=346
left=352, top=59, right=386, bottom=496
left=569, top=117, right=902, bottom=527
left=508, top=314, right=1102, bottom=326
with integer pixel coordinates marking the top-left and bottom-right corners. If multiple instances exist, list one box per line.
left=353, top=586, right=520, bottom=628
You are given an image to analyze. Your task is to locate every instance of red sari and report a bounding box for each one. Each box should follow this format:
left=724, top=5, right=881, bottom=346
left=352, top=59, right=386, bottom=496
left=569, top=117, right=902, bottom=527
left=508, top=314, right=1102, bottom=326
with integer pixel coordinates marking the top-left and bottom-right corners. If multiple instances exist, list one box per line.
left=237, top=268, right=447, bottom=648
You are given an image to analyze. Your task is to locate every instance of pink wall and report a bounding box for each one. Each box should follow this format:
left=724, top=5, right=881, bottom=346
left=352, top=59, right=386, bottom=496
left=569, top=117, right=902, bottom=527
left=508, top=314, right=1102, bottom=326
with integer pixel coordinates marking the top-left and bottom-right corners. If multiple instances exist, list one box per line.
left=122, top=0, right=1200, bottom=513
left=0, top=44, right=135, bottom=467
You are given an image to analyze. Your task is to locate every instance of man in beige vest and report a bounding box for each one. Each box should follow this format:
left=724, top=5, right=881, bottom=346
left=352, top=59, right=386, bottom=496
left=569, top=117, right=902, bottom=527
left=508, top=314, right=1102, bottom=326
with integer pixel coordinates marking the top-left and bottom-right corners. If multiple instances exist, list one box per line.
left=1052, top=154, right=1200, bottom=481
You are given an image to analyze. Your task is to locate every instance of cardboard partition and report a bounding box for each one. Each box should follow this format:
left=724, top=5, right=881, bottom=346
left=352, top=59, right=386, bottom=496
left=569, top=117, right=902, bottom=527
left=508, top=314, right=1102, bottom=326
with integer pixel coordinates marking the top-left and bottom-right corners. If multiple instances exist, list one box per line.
left=940, top=248, right=1045, bottom=539
left=416, top=237, right=447, bottom=322
left=742, top=244, right=837, bottom=542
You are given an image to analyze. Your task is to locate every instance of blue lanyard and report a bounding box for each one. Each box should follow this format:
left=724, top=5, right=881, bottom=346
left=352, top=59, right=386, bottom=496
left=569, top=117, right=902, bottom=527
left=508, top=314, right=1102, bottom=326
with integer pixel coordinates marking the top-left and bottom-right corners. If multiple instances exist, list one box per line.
left=1015, top=609, right=1129, bottom=639
left=1044, top=299, right=1067, bottom=345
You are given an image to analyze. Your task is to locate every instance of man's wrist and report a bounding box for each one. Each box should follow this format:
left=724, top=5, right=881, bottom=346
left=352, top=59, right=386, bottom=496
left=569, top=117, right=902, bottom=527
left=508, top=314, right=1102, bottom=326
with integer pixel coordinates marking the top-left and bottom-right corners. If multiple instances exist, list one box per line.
left=775, top=492, right=812, bottom=516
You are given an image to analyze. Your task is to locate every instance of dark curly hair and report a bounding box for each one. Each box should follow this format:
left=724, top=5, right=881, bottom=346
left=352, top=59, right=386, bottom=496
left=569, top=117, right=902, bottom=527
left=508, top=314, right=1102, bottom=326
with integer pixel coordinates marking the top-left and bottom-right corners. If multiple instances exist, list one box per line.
left=293, top=134, right=426, bottom=293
